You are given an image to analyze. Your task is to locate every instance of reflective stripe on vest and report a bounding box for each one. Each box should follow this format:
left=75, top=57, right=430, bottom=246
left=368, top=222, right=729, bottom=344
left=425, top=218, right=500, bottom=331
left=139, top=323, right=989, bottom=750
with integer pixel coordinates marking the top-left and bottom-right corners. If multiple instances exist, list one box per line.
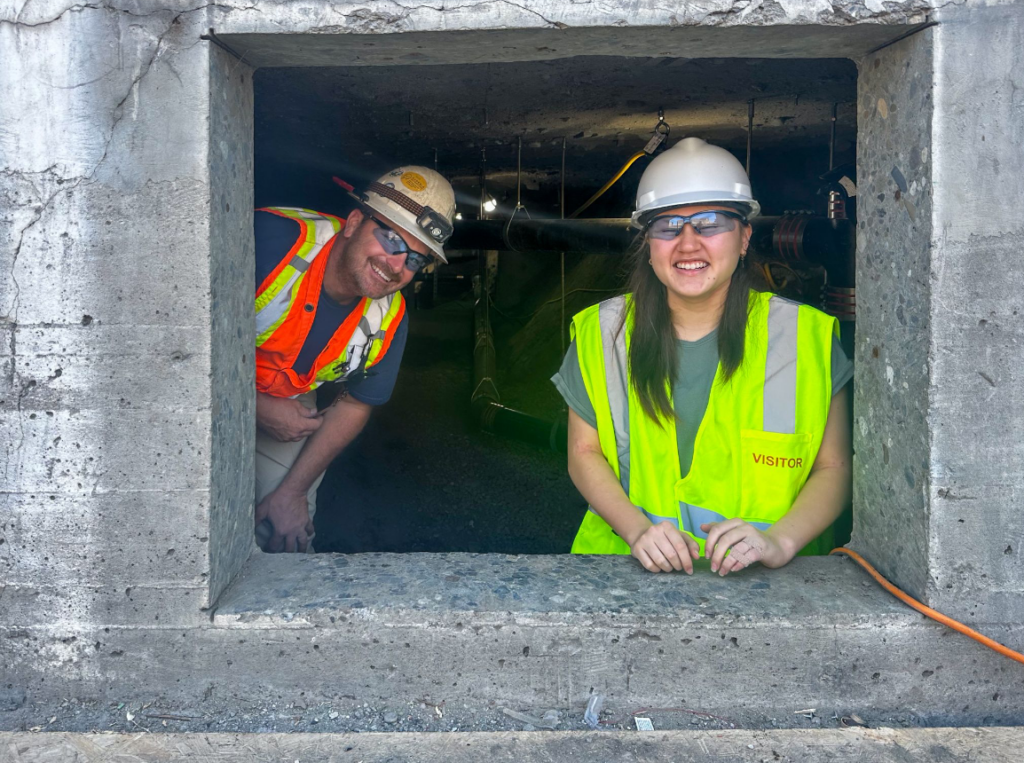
left=570, top=290, right=836, bottom=555
left=254, top=207, right=405, bottom=398
left=256, top=208, right=343, bottom=346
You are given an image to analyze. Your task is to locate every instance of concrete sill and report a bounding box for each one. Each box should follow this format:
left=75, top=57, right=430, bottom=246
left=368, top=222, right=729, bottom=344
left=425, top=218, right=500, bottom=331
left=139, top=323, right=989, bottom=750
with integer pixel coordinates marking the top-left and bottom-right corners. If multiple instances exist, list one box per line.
left=210, top=553, right=1023, bottom=723
left=214, top=552, right=909, bottom=628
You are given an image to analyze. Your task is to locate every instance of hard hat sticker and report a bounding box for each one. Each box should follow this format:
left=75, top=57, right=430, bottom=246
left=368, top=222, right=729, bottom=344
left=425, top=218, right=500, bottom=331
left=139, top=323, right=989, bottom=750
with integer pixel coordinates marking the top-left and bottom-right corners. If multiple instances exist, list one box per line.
left=401, top=172, right=428, bottom=192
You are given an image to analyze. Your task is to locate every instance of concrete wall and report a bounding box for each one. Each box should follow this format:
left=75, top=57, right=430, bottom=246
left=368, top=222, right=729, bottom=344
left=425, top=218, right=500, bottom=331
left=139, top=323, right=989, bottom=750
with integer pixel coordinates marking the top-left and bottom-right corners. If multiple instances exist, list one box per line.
left=3, top=0, right=1023, bottom=710
left=1, top=6, right=222, bottom=630
left=854, top=3, right=1024, bottom=621
left=926, top=3, right=1024, bottom=620
left=854, top=24, right=935, bottom=608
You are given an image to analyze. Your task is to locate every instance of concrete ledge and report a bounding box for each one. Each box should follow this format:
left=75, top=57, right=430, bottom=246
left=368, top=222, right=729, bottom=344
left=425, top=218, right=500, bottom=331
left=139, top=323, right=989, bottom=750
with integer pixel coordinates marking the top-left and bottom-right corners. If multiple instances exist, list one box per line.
left=0, top=728, right=1019, bottom=762
left=205, top=553, right=1024, bottom=724
left=4, top=554, right=1023, bottom=723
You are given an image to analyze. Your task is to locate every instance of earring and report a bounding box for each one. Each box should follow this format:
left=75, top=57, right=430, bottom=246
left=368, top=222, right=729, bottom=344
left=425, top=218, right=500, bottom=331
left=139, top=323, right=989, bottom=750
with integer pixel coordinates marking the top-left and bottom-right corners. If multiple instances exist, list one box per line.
left=648, top=258, right=653, bottom=265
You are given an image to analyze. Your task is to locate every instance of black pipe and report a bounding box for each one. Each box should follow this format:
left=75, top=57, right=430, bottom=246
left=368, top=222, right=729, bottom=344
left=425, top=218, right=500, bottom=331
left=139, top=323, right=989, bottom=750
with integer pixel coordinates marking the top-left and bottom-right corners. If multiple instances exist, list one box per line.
left=451, top=218, right=635, bottom=254
left=451, top=216, right=783, bottom=255
left=455, top=215, right=855, bottom=284
left=479, top=402, right=568, bottom=453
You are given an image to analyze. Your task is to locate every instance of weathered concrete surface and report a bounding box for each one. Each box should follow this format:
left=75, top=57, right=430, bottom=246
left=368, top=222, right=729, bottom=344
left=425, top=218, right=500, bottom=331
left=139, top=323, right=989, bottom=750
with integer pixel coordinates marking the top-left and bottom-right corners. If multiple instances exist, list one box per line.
left=1, top=727, right=1022, bottom=762
left=854, top=17, right=935, bottom=610
left=4, top=555, right=1022, bottom=723
left=854, top=4, right=1024, bottom=621
left=0, top=3, right=221, bottom=631
left=925, top=3, right=1024, bottom=622
left=4, top=0, right=1024, bottom=720
left=207, top=45, right=257, bottom=608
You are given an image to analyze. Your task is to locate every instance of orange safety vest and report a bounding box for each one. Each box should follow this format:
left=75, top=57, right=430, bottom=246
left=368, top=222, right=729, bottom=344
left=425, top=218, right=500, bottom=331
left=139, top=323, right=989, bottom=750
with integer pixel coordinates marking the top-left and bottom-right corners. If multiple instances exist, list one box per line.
left=255, top=207, right=406, bottom=398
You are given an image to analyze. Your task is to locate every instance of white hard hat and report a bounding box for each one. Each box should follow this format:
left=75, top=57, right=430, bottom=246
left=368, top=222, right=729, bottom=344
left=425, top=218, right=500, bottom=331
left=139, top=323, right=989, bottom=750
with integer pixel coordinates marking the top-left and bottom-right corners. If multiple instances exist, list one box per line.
left=348, top=166, right=457, bottom=263
left=631, top=137, right=760, bottom=228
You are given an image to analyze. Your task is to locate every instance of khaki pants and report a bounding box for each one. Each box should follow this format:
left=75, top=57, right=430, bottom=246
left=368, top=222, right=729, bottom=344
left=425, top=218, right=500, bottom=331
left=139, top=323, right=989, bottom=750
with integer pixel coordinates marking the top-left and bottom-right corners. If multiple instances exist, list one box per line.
left=255, top=391, right=325, bottom=552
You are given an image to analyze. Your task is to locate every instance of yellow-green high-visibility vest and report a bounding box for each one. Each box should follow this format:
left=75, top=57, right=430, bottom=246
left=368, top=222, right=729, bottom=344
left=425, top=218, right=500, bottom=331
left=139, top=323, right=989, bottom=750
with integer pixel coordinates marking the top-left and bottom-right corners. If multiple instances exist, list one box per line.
left=570, top=290, right=838, bottom=556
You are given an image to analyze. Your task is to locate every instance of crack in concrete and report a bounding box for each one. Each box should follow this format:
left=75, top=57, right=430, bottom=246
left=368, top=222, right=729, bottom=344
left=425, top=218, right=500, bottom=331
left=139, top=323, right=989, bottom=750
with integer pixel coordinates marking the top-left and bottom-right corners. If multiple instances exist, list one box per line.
left=325, top=0, right=571, bottom=31
left=1, top=0, right=241, bottom=327
left=1, top=2, right=218, bottom=481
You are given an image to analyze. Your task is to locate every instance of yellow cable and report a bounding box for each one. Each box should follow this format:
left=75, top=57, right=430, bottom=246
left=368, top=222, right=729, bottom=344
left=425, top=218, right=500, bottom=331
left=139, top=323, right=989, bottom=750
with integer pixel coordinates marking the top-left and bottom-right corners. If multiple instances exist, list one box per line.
left=831, top=548, right=1024, bottom=666
left=568, top=151, right=646, bottom=220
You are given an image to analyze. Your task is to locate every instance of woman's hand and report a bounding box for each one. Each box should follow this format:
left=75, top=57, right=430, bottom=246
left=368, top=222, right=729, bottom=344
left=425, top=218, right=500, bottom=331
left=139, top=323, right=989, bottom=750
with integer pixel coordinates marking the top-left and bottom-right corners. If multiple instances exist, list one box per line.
left=628, top=522, right=701, bottom=574
left=701, top=519, right=791, bottom=576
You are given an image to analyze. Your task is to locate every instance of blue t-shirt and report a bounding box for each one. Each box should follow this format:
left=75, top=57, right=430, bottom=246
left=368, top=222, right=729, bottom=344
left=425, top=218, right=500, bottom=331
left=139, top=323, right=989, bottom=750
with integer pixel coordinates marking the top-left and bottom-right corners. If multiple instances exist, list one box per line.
left=255, top=210, right=407, bottom=405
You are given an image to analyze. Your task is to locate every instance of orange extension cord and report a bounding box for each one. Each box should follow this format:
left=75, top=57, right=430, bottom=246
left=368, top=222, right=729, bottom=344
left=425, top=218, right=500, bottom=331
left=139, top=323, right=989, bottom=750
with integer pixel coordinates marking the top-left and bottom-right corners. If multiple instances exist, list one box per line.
left=831, top=547, right=1024, bottom=665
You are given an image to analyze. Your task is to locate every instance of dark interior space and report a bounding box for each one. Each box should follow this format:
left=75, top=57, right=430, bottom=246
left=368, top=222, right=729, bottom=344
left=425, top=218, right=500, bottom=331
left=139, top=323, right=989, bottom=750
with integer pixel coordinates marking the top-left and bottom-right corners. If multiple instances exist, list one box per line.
left=254, top=55, right=859, bottom=554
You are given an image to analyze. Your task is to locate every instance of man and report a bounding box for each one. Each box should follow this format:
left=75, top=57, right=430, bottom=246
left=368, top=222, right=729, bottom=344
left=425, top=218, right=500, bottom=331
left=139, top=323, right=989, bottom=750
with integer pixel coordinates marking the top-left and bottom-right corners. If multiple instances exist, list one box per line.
left=253, top=166, right=456, bottom=553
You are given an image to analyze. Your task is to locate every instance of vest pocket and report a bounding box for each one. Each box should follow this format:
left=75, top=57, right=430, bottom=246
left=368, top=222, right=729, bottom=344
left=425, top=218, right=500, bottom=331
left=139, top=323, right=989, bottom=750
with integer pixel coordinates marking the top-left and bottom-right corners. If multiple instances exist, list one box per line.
left=739, top=429, right=813, bottom=522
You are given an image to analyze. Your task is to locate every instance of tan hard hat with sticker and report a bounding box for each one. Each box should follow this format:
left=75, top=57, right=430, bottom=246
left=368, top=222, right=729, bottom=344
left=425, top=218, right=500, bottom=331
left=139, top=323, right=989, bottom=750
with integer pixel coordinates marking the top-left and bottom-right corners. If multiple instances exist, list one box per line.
left=352, top=166, right=457, bottom=262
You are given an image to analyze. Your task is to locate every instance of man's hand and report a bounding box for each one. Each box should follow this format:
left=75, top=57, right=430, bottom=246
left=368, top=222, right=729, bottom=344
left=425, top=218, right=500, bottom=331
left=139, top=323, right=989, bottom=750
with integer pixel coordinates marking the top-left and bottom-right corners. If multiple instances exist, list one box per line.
left=627, top=522, right=700, bottom=574
left=256, top=393, right=323, bottom=442
left=701, top=519, right=790, bottom=576
left=255, top=488, right=315, bottom=553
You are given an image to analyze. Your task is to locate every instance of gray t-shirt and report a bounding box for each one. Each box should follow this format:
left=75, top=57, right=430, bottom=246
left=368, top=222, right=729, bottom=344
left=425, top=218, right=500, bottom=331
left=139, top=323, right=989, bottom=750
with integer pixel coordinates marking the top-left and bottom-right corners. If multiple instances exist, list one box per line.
left=552, top=330, right=853, bottom=478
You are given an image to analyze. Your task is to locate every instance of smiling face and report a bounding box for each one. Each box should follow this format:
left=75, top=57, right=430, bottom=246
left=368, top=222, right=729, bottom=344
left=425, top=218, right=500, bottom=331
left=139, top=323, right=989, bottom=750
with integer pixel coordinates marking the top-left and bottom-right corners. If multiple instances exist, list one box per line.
left=646, top=204, right=752, bottom=310
left=326, top=208, right=428, bottom=302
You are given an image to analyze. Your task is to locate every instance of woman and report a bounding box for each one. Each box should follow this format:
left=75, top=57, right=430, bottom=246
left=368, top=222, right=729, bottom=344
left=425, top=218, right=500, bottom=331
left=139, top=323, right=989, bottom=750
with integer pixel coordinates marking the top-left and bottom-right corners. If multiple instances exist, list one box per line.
left=553, top=137, right=852, bottom=576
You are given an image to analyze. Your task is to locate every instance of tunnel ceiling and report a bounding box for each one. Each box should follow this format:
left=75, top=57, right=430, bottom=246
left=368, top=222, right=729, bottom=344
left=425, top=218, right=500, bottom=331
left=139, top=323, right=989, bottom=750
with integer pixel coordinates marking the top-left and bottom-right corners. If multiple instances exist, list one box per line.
left=255, top=56, right=857, bottom=189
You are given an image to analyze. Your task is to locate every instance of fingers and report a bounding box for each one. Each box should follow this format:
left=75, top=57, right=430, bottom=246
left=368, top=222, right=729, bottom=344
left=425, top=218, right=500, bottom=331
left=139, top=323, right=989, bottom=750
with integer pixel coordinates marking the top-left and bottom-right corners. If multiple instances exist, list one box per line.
left=267, top=531, right=285, bottom=554
left=295, top=401, right=321, bottom=418
left=631, top=524, right=698, bottom=573
left=709, top=526, right=756, bottom=573
left=283, top=531, right=309, bottom=554
left=300, top=417, right=324, bottom=439
left=702, top=519, right=744, bottom=561
left=717, top=542, right=754, bottom=577
left=681, top=532, right=701, bottom=561
left=664, top=529, right=695, bottom=574
left=652, top=533, right=685, bottom=571
left=254, top=518, right=274, bottom=551
left=644, top=542, right=674, bottom=572
left=634, top=547, right=662, bottom=573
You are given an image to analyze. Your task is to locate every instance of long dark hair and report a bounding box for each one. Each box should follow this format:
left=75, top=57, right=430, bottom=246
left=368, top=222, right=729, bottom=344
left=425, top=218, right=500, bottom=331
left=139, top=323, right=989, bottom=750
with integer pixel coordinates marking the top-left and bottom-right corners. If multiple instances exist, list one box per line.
left=621, top=235, right=755, bottom=425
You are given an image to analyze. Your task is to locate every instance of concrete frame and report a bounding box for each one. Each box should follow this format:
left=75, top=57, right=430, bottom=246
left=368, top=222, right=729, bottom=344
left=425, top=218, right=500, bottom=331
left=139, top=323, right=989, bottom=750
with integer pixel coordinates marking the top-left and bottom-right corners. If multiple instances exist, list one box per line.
left=2, top=0, right=1023, bottom=720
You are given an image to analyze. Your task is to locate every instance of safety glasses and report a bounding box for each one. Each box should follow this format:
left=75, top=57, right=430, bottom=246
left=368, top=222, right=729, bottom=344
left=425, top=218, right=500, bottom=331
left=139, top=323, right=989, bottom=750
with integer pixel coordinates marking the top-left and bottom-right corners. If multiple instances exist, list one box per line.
left=370, top=217, right=434, bottom=273
left=647, top=210, right=746, bottom=240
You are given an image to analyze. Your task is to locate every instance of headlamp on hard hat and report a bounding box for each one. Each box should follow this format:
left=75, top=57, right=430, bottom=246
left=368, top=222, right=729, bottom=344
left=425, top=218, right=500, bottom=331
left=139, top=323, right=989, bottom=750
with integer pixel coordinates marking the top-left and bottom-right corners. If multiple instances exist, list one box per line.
left=416, top=207, right=453, bottom=245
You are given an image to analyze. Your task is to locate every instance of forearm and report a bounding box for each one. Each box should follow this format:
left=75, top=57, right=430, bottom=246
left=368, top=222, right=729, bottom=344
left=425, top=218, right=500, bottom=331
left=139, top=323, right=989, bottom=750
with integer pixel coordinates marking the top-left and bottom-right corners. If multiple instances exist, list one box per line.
left=255, top=391, right=281, bottom=432
left=568, top=448, right=651, bottom=546
left=275, top=396, right=372, bottom=496
left=765, top=462, right=851, bottom=563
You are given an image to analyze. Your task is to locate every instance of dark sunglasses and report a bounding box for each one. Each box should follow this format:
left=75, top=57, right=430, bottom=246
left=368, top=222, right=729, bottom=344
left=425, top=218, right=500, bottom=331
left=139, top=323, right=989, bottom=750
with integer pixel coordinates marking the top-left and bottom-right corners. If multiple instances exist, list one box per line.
left=647, top=210, right=746, bottom=240
left=369, top=217, right=434, bottom=273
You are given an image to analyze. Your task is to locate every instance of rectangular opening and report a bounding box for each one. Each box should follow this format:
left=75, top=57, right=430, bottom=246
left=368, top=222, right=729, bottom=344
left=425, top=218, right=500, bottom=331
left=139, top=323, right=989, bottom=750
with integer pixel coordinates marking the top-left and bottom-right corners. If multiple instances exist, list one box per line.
left=251, top=54, right=858, bottom=556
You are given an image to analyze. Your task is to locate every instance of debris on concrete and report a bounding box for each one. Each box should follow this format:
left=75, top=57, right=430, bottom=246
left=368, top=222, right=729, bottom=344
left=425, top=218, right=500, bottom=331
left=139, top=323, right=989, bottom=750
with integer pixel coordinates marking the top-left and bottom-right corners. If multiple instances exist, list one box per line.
left=501, top=707, right=558, bottom=730
left=635, top=717, right=655, bottom=731
left=584, top=694, right=605, bottom=729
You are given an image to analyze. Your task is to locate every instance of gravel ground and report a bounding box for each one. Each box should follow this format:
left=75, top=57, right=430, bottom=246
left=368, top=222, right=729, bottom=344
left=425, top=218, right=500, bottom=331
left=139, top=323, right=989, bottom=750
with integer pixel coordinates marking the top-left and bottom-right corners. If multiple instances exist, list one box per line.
left=3, top=692, right=948, bottom=735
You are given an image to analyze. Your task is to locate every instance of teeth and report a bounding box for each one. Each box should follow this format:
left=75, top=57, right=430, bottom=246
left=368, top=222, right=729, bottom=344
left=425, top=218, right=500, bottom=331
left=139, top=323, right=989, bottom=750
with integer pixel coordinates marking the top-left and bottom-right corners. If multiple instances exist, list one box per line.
left=675, top=262, right=708, bottom=271
left=371, top=264, right=393, bottom=282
